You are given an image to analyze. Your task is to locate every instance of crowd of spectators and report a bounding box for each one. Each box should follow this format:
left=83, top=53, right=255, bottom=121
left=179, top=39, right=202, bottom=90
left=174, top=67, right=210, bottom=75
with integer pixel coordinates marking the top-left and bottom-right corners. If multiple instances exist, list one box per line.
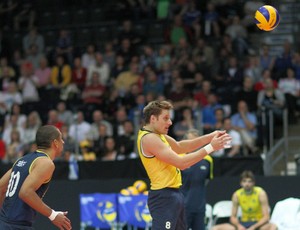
left=0, top=0, right=300, bottom=164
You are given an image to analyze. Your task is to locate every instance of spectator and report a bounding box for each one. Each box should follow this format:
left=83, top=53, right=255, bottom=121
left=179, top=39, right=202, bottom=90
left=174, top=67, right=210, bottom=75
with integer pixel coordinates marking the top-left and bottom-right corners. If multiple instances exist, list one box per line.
left=71, top=56, right=87, bottom=92
left=56, top=101, right=73, bottom=126
left=111, top=55, right=127, bottom=81
left=34, top=56, right=51, bottom=98
left=173, top=107, right=197, bottom=141
left=254, top=69, right=278, bottom=92
left=54, top=29, right=73, bottom=64
left=103, top=41, right=116, bottom=69
left=68, top=111, right=91, bottom=143
left=193, top=38, right=215, bottom=68
left=193, top=80, right=213, bottom=108
left=79, top=140, right=96, bottom=161
left=212, top=170, right=277, bottom=230
left=117, top=120, right=136, bottom=159
left=142, top=69, right=164, bottom=97
left=22, top=26, right=44, bottom=56
left=155, top=46, right=171, bottom=70
left=278, top=67, right=300, bottom=122
left=4, top=103, right=26, bottom=129
left=23, top=110, right=41, bottom=147
left=203, top=1, right=221, bottom=37
left=114, top=19, right=142, bottom=48
left=92, top=123, right=110, bottom=159
left=81, top=72, right=106, bottom=121
left=231, top=100, right=258, bottom=155
left=257, top=78, right=286, bottom=123
left=114, top=62, right=141, bottom=97
left=17, top=61, right=39, bottom=115
left=2, top=114, right=25, bottom=146
left=3, top=129, right=24, bottom=163
left=116, top=38, right=137, bottom=66
left=87, top=110, right=113, bottom=141
left=47, top=109, right=64, bottom=131
left=81, top=43, right=96, bottom=69
left=25, top=44, right=44, bottom=70
left=112, top=107, right=128, bottom=137
left=86, top=52, right=110, bottom=86
left=235, top=76, right=258, bottom=113
left=244, top=55, right=262, bottom=84
left=259, top=44, right=275, bottom=71
left=101, top=136, right=120, bottom=161
left=1, top=81, right=23, bottom=113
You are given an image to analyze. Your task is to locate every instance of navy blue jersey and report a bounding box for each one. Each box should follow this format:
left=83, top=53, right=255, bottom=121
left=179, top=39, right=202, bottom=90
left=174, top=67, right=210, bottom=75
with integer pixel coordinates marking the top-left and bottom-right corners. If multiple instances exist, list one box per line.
left=0, top=151, right=51, bottom=226
left=180, top=159, right=210, bottom=212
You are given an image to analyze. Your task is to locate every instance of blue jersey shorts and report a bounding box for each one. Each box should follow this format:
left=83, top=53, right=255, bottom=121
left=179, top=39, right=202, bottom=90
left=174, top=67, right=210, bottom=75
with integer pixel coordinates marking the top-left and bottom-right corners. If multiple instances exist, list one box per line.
left=148, top=187, right=187, bottom=230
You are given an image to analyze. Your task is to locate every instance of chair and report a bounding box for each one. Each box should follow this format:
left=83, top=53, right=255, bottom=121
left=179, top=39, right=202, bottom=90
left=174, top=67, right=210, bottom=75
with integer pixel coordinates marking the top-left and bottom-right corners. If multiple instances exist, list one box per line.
left=270, top=197, right=300, bottom=230
left=205, top=203, right=213, bottom=230
left=212, top=200, right=233, bottom=226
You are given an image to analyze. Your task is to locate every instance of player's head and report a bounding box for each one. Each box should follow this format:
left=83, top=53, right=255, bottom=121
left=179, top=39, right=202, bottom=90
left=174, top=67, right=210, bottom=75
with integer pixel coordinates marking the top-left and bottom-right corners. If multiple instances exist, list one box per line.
left=240, top=170, right=255, bottom=192
left=143, top=100, right=173, bottom=124
left=36, top=125, right=64, bottom=155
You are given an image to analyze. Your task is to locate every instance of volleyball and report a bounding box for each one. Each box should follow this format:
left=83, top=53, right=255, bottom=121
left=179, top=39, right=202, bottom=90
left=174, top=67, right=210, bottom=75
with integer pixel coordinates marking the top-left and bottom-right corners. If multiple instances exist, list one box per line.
left=255, top=5, right=280, bottom=31
left=133, top=180, right=147, bottom=193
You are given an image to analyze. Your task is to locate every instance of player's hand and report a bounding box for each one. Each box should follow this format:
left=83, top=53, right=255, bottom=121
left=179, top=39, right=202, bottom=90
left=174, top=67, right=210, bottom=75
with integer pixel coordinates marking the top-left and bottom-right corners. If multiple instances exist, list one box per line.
left=210, top=132, right=232, bottom=151
left=52, top=211, right=72, bottom=230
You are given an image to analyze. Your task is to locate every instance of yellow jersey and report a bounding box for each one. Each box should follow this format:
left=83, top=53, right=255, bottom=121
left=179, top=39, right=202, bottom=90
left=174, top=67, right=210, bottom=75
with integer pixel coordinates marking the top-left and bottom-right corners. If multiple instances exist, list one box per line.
left=137, top=128, right=182, bottom=190
left=236, top=186, right=263, bottom=222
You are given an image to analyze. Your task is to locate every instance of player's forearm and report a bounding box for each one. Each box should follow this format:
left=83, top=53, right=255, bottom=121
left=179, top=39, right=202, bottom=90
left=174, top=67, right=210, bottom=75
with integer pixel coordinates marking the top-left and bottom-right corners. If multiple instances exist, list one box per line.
left=19, top=190, right=52, bottom=218
left=178, top=133, right=211, bottom=152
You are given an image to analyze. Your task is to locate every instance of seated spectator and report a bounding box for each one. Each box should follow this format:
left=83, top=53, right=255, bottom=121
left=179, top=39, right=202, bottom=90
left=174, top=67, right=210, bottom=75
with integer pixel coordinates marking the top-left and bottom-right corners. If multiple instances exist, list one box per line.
left=68, top=111, right=91, bottom=143
left=0, top=57, right=16, bottom=80
left=101, top=136, right=120, bottom=161
left=34, top=56, right=51, bottom=98
left=112, top=107, right=128, bottom=137
left=235, top=76, right=258, bottom=113
left=142, top=69, right=164, bottom=97
left=155, top=46, right=171, bottom=70
left=86, top=52, right=110, bottom=86
left=111, top=55, right=127, bottom=81
left=114, top=62, right=141, bottom=97
left=116, top=38, right=137, bottom=67
left=244, top=55, right=261, bottom=84
left=92, top=123, right=110, bottom=158
left=4, top=103, right=26, bottom=129
left=257, top=78, right=286, bottom=122
left=231, top=100, right=257, bottom=155
left=81, top=72, right=106, bottom=121
left=212, top=170, right=277, bottom=230
left=61, top=124, right=76, bottom=155
left=259, top=44, right=275, bottom=71
left=69, top=56, right=87, bottom=95
left=87, top=110, right=113, bottom=141
left=47, top=109, right=64, bottom=130
left=273, top=40, right=293, bottom=80
left=54, top=29, right=73, bottom=64
left=2, top=114, right=25, bottom=146
left=56, top=101, right=73, bottom=126
left=1, top=81, right=23, bottom=113
left=117, top=120, right=136, bottom=159
left=202, top=93, right=223, bottom=134
left=22, top=110, right=41, bottom=146
left=193, top=80, right=213, bottom=108
left=173, top=107, right=196, bottom=141
left=25, top=44, right=44, bottom=70
left=254, top=69, right=278, bottom=92
left=103, top=41, right=116, bottom=69
left=81, top=43, right=96, bottom=69
left=213, top=117, right=242, bottom=158
left=22, top=26, right=44, bottom=56
left=278, top=67, right=300, bottom=122
left=3, top=129, right=24, bottom=163
left=50, top=55, right=71, bottom=105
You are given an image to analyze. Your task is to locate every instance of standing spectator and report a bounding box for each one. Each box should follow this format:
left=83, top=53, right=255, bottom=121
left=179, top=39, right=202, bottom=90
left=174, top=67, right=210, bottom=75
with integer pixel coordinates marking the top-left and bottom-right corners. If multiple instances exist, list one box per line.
left=103, top=41, right=116, bottom=69
left=203, top=2, right=220, bottom=37
left=181, top=128, right=213, bottom=230
left=25, top=44, right=44, bottom=70
left=212, top=170, right=277, bottom=230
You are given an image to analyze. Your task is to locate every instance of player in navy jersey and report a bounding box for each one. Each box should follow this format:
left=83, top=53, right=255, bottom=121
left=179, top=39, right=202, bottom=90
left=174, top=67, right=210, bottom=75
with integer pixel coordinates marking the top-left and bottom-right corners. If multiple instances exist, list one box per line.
left=0, top=125, right=72, bottom=229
